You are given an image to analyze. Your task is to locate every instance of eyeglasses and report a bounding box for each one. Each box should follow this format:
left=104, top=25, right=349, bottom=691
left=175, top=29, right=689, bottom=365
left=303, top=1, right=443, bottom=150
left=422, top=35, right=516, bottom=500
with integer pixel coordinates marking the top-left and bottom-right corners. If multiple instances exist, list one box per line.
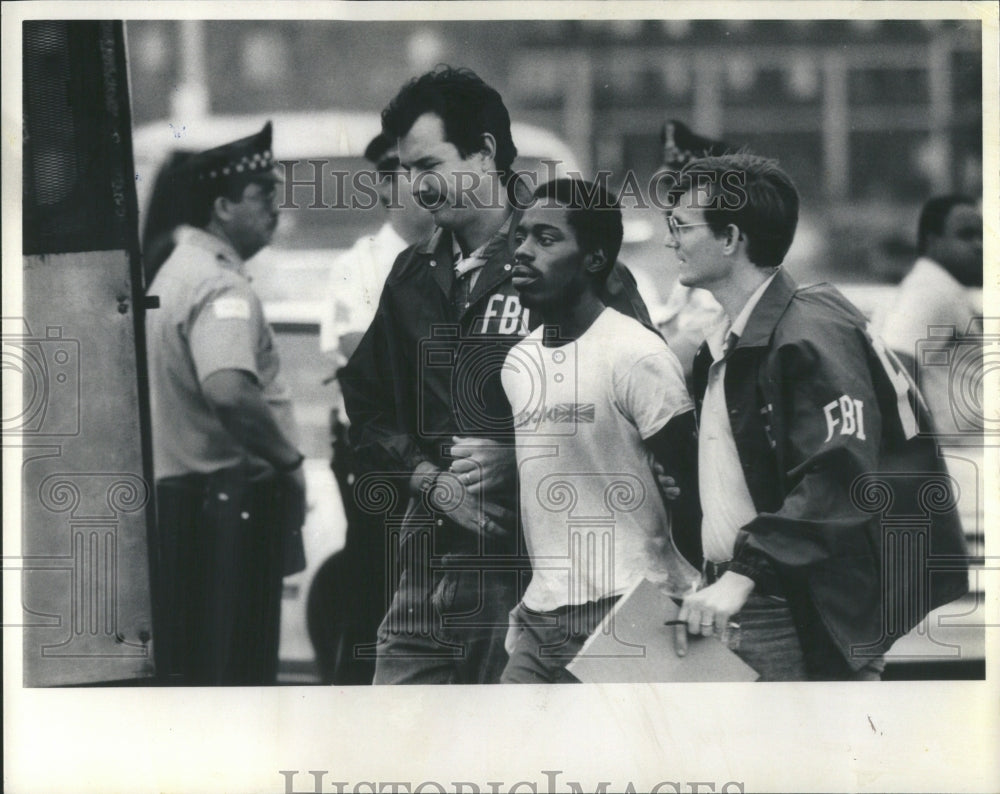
left=665, top=214, right=713, bottom=239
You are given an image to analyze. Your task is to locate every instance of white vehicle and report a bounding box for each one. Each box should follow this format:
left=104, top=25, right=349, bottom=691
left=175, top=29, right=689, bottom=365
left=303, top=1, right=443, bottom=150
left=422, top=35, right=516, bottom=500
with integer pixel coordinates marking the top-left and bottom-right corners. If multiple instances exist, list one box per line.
left=133, top=112, right=581, bottom=682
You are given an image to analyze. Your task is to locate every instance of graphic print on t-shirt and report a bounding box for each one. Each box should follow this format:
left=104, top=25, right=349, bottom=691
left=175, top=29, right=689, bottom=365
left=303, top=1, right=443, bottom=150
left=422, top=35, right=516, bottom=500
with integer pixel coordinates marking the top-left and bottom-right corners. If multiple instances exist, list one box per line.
left=501, top=309, right=694, bottom=611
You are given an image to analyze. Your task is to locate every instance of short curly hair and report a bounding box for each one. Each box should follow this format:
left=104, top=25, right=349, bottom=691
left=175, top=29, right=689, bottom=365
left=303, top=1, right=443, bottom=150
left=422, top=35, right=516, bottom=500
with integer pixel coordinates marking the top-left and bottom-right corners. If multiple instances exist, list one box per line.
left=676, top=153, right=799, bottom=270
left=381, top=65, right=517, bottom=183
left=530, top=178, right=623, bottom=284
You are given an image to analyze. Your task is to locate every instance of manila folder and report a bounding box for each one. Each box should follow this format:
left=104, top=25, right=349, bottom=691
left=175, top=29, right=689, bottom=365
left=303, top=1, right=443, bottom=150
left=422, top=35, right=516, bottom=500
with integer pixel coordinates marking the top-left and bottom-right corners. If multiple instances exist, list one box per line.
left=566, top=578, right=760, bottom=683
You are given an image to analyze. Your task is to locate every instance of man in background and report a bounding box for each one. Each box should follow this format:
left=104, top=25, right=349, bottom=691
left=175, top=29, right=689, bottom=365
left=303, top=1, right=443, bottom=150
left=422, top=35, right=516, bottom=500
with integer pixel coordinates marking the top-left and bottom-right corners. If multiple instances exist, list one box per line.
left=320, top=132, right=434, bottom=363
left=878, top=195, right=984, bottom=435
left=146, top=122, right=307, bottom=685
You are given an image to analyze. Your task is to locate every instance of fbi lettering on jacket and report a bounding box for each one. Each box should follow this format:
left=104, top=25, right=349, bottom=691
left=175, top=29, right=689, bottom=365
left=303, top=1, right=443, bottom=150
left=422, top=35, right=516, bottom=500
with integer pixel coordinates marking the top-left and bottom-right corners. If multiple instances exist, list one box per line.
left=823, top=394, right=867, bottom=442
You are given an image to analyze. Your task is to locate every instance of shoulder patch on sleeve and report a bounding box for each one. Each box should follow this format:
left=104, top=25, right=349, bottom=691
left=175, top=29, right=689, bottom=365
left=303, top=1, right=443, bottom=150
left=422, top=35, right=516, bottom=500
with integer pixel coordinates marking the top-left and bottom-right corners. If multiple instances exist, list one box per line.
left=211, top=296, right=252, bottom=320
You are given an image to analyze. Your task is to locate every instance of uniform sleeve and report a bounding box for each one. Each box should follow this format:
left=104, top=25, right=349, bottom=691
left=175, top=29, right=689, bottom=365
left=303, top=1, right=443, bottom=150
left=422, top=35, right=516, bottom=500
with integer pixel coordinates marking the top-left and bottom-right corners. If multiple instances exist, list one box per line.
left=188, top=279, right=262, bottom=384
left=614, top=344, right=694, bottom=440
left=729, top=322, right=883, bottom=583
left=338, top=251, right=431, bottom=477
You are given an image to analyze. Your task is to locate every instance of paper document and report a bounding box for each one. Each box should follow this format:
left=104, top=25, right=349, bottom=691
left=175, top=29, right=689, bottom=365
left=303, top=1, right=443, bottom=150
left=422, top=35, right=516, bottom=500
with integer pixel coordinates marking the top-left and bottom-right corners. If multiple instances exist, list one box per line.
left=567, top=578, right=760, bottom=682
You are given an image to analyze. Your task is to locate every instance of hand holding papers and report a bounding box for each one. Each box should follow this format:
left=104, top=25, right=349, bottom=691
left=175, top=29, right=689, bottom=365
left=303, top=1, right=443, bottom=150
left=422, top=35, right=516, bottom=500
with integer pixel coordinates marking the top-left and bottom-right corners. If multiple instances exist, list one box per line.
left=566, top=579, right=760, bottom=683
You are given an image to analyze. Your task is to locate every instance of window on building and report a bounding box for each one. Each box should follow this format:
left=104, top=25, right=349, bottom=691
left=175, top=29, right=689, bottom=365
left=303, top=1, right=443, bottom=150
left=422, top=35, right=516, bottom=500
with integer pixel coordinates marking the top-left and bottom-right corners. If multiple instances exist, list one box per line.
left=849, top=68, right=929, bottom=105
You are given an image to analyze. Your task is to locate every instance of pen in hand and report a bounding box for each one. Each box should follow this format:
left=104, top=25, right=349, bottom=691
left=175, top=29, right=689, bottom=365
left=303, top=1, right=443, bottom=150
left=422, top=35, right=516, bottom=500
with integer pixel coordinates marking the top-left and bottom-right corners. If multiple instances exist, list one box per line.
left=664, top=619, right=740, bottom=650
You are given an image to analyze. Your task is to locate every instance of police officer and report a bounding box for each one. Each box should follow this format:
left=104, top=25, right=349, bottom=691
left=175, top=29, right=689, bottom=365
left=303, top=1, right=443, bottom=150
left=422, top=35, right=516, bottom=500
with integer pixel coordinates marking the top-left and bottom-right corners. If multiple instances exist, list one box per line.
left=145, top=122, right=306, bottom=685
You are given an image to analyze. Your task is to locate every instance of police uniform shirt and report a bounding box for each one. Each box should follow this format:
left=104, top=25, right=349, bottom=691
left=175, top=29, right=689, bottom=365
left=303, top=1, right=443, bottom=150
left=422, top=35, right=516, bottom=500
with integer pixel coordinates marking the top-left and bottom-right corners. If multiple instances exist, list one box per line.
left=146, top=225, right=295, bottom=480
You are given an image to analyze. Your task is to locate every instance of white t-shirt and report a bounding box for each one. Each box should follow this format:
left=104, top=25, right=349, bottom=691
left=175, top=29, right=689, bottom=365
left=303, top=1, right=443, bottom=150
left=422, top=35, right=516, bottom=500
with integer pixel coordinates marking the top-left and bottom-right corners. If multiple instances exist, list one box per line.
left=876, top=257, right=983, bottom=435
left=501, top=307, right=694, bottom=611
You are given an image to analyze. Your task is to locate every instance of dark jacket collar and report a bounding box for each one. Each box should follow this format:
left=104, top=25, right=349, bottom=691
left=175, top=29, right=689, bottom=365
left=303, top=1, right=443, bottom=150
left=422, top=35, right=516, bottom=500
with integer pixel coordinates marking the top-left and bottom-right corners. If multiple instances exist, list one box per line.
left=693, top=268, right=799, bottom=400
left=415, top=208, right=518, bottom=258
left=732, top=267, right=798, bottom=350
left=417, top=224, right=445, bottom=257
left=414, top=208, right=523, bottom=311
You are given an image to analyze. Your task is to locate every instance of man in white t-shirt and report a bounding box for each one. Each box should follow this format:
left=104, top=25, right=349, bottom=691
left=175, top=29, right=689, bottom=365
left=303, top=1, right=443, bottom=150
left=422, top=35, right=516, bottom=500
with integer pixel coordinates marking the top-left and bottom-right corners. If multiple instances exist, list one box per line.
left=499, top=178, right=700, bottom=683
left=877, top=195, right=983, bottom=436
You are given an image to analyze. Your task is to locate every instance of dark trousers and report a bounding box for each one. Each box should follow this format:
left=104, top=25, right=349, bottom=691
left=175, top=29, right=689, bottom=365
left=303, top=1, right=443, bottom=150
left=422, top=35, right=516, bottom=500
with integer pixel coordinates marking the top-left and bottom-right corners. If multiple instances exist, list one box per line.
left=501, top=596, right=620, bottom=684
left=731, top=594, right=886, bottom=681
left=373, top=529, right=521, bottom=685
left=152, top=470, right=285, bottom=685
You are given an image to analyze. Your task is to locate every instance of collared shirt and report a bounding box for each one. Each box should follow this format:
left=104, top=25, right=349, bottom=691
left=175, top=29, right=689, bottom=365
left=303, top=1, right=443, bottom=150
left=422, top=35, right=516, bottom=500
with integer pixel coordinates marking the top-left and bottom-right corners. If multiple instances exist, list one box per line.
left=450, top=213, right=514, bottom=292
left=698, top=270, right=778, bottom=562
left=320, top=222, right=409, bottom=354
left=178, top=223, right=246, bottom=276
left=146, top=225, right=296, bottom=480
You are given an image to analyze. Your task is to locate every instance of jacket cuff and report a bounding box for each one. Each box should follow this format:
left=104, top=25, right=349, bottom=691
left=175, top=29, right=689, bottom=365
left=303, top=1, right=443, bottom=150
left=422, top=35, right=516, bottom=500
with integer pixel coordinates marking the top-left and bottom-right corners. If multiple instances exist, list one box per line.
left=730, top=536, right=781, bottom=594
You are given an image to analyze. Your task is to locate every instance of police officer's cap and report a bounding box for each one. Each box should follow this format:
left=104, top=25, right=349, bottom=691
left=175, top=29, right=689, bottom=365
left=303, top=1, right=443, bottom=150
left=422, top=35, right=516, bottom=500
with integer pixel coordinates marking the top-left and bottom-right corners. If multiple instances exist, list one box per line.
left=185, top=121, right=280, bottom=184
left=661, top=120, right=729, bottom=170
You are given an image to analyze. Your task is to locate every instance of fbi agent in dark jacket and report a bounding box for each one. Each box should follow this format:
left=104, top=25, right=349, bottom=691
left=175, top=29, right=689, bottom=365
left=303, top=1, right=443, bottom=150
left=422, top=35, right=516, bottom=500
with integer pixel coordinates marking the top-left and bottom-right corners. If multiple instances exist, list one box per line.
left=146, top=122, right=306, bottom=685
left=664, top=153, right=968, bottom=680
left=340, top=66, right=652, bottom=684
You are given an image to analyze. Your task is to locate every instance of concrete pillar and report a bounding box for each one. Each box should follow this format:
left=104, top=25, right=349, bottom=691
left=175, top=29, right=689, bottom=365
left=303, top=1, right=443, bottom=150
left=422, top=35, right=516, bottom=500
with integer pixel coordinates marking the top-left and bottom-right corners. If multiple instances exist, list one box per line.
left=927, top=36, right=955, bottom=193
left=171, top=20, right=209, bottom=120
left=821, top=52, right=849, bottom=202
left=562, top=52, right=593, bottom=176
left=692, top=54, right=723, bottom=138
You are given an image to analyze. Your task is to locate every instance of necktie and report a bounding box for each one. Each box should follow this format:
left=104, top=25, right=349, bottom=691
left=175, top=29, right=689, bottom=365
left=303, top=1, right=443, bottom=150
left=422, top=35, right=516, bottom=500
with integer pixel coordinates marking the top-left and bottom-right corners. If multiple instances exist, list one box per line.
left=451, top=250, right=482, bottom=316
left=451, top=267, right=473, bottom=316
left=722, top=331, right=739, bottom=359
